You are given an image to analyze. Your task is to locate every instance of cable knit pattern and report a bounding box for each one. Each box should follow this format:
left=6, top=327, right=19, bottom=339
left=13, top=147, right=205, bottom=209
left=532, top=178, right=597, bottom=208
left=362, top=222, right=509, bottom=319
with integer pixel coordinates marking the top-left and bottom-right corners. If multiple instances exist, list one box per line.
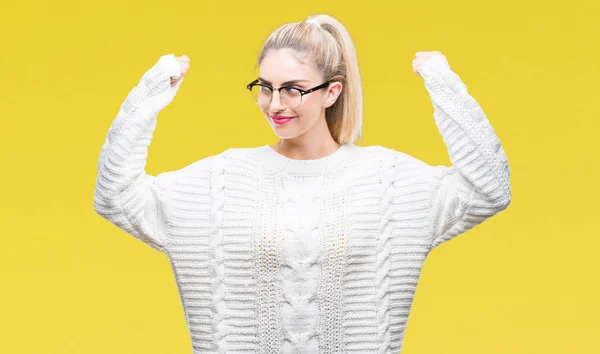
left=93, top=53, right=511, bottom=353
left=376, top=158, right=395, bottom=353
left=280, top=174, right=321, bottom=352
left=255, top=163, right=285, bottom=353
left=315, top=171, right=351, bottom=353
left=210, top=157, right=226, bottom=350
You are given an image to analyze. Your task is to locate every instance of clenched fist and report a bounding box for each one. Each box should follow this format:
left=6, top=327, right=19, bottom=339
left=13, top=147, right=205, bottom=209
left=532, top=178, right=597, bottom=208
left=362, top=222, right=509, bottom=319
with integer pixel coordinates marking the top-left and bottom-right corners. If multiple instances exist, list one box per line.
left=170, top=55, right=190, bottom=87
left=136, top=54, right=191, bottom=112
left=412, top=51, right=442, bottom=76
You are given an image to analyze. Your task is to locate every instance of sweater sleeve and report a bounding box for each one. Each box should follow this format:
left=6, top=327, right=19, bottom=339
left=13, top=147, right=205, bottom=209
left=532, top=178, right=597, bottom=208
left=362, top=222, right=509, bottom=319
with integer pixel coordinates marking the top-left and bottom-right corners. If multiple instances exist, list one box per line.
left=93, top=54, right=190, bottom=252
left=416, top=54, right=512, bottom=250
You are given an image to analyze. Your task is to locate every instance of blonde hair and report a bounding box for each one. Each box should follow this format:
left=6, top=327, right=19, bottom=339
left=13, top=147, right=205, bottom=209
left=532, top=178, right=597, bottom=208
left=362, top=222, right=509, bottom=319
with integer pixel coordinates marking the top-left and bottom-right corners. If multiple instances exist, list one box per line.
left=255, top=14, right=363, bottom=145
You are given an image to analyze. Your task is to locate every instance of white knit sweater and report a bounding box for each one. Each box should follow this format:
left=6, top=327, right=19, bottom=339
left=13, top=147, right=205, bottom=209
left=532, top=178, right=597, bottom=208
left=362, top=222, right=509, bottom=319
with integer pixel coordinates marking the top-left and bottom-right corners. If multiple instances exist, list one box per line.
left=94, top=53, right=511, bottom=353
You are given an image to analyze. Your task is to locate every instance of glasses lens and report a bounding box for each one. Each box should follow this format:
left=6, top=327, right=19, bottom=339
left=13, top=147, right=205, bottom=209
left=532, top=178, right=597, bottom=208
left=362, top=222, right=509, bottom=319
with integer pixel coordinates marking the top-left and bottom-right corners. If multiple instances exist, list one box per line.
left=281, top=87, right=302, bottom=109
left=250, top=85, right=272, bottom=105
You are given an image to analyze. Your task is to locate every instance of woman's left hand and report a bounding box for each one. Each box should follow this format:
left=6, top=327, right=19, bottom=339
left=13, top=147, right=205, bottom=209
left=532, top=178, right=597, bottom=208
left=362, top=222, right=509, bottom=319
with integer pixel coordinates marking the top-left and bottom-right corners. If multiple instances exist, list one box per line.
left=412, top=51, right=443, bottom=76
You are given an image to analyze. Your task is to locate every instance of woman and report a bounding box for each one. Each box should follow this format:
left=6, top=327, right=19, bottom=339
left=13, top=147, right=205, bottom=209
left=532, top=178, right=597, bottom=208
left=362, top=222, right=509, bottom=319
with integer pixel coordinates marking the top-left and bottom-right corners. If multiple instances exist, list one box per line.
left=94, top=14, right=511, bottom=353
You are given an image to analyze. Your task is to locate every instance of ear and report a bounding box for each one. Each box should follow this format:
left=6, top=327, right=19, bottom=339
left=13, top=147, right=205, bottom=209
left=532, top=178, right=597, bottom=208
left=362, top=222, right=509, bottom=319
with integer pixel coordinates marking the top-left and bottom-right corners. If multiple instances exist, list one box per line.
left=323, top=81, right=343, bottom=108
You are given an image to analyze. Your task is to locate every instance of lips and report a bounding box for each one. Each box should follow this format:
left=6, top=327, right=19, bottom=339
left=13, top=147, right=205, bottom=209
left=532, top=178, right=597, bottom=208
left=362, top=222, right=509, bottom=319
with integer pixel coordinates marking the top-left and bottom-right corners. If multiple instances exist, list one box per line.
left=270, top=114, right=296, bottom=125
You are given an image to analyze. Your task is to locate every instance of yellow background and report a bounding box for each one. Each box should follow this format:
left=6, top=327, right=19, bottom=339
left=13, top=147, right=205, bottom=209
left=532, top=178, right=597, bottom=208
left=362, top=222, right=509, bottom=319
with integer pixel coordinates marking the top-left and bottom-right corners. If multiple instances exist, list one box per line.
left=1, top=0, right=597, bottom=352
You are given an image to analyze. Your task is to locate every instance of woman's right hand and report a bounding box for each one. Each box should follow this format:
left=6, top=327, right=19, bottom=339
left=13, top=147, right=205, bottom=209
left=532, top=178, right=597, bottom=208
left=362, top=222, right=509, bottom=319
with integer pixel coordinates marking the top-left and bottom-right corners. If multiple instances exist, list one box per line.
left=170, top=55, right=190, bottom=88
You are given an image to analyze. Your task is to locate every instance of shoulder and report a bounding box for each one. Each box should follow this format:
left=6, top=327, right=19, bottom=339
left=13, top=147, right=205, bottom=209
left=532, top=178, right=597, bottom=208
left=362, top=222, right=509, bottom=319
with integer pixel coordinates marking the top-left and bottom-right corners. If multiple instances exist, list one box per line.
left=179, top=145, right=440, bottom=174
left=370, top=145, right=445, bottom=179
left=190, top=145, right=268, bottom=171
left=154, top=147, right=261, bottom=191
left=161, top=147, right=234, bottom=178
left=364, top=145, right=429, bottom=167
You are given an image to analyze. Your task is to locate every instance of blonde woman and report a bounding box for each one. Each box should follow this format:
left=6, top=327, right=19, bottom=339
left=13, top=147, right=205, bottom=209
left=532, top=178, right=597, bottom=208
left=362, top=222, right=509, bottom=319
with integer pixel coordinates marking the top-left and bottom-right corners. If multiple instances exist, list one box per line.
left=94, top=13, right=511, bottom=353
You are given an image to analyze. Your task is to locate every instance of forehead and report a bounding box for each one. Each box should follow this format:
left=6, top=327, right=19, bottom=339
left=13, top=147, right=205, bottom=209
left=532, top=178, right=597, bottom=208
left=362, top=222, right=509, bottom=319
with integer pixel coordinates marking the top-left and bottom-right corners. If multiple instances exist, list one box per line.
left=259, top=48, right=318, bottom=83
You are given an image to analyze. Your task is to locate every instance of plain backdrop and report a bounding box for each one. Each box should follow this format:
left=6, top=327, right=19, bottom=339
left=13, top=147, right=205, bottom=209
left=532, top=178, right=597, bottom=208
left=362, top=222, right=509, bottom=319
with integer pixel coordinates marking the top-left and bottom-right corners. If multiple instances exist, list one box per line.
left=0, top=0, right=597, bottom=353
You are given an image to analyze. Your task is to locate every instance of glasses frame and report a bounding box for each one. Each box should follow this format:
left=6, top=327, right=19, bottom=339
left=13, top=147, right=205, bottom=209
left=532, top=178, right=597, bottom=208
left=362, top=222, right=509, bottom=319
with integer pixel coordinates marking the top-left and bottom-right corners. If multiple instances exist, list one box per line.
left=246, top=79, right=333, bottom=108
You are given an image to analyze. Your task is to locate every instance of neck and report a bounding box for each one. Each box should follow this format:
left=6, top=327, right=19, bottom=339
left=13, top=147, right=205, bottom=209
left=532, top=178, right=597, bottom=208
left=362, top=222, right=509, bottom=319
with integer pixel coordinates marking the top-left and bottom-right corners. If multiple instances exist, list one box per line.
left=272, top=113, right=340, bottom=160
left=257, top=141, right=355, bottom=176
left=272, top=139, right=340, bottom=160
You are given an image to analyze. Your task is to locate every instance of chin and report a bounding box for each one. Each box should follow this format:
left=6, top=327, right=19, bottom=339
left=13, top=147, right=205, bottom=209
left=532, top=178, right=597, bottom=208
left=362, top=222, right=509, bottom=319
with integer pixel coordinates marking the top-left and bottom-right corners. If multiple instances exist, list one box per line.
left=273, top=132, right=299, bottom=140
left=271, top=127, right=304, bottom=140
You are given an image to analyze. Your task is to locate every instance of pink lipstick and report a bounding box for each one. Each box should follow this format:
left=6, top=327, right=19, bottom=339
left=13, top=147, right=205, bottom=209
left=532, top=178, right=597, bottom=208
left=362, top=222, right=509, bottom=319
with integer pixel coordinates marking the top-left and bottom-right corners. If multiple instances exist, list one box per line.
left=271, top=115, right=296, bottom=125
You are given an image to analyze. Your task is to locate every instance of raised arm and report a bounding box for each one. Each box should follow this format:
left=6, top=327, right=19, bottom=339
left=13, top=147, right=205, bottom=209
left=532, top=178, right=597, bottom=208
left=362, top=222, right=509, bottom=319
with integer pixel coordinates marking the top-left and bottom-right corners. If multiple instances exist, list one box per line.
left=416, top=53, right=512, bottom=250
left=93, top=54, right=188, bottom=252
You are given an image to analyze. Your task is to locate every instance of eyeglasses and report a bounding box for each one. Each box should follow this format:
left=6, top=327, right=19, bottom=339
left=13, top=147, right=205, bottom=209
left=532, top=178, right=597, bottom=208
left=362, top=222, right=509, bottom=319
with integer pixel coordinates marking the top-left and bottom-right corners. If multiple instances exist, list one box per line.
left=246, top=79, right=332, bottom=109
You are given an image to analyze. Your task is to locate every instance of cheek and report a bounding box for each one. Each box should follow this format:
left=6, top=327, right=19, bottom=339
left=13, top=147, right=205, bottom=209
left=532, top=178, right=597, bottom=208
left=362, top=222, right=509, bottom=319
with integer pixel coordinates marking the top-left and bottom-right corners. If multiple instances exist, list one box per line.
left=297, top=97, right=321, bottom=117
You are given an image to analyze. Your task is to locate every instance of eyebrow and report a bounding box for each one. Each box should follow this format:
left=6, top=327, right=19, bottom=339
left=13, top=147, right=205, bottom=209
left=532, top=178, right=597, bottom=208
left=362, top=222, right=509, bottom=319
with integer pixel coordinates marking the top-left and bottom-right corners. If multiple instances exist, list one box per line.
left=258, top=77, right=309, bottom=86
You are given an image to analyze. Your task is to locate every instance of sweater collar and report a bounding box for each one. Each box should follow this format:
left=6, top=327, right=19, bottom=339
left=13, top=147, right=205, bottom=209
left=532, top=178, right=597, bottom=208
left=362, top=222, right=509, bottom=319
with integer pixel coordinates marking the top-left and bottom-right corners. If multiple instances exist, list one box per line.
left=254, top=143, right=355, bottom=175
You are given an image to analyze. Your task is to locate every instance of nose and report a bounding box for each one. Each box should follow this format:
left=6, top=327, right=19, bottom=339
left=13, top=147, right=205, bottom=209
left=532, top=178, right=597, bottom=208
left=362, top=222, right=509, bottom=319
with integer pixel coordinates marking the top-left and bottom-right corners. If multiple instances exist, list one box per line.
left=269, top=90, right=285, bottom=111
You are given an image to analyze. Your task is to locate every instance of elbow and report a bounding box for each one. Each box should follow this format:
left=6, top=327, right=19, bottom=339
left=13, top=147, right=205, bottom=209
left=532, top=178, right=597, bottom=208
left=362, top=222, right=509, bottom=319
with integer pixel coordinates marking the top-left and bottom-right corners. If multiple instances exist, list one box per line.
left=494, top=185, right=512, bottom=213
left=489, top=167, right=512, bottom=212
left=501, top=192, right=511, bottom=211
left=93, top=183, right=118, bottom=220
left=479, top=183, right=511, bottom=214
left=501, top=160, right=512, bottom=210
left=501, top=178, right=512, bottom=210
left=93, top=192, right=109, bottom=219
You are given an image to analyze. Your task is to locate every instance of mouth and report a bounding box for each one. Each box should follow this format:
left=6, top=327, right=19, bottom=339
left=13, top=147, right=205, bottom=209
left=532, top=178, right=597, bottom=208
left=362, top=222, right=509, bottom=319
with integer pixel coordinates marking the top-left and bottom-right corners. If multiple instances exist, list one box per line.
left=270, top=114, right=296, bottom=125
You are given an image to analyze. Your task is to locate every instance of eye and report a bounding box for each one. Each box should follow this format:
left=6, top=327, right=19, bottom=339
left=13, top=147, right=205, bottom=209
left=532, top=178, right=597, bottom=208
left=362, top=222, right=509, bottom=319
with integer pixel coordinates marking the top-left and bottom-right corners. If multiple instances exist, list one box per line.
left=284, top=87, right=301, bottom=95
left=259, top=85, right=272, bottom=93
